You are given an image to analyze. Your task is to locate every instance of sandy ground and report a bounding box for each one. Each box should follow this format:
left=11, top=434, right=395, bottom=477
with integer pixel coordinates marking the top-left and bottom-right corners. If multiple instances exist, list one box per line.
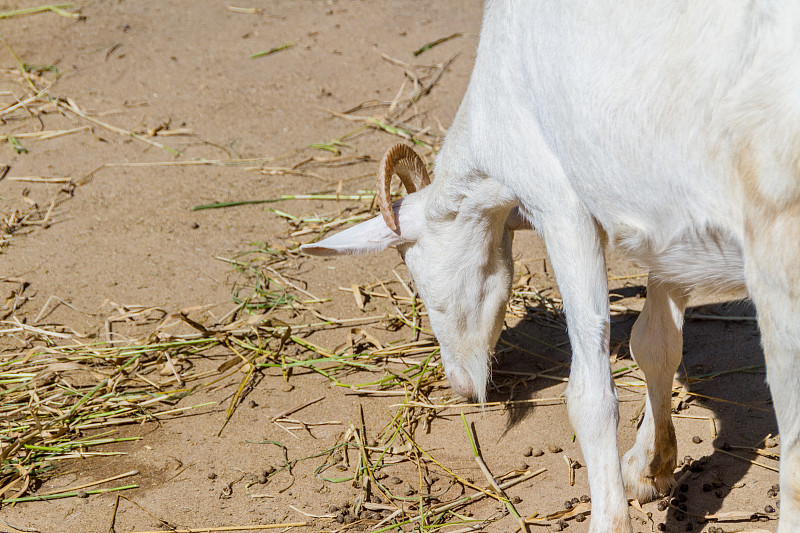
left=0, top=2, right=781, bottom=532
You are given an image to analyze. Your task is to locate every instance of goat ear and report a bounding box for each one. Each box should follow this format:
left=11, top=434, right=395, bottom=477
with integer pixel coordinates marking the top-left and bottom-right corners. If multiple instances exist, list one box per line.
left=300, top=197, right=423, bottom=256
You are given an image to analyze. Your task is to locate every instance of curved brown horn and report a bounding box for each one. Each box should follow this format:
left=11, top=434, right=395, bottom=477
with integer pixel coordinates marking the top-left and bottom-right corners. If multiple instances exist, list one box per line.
left=377, top=144, right=431, bottom=233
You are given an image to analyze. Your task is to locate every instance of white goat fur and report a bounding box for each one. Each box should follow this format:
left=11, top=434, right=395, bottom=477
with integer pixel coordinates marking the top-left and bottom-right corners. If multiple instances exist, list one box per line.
left=302, top=2, right=800, bottom=532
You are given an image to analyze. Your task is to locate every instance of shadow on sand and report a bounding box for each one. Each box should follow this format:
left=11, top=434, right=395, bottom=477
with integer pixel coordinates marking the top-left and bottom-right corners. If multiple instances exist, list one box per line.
left=492, top=288, right=777, bottom=532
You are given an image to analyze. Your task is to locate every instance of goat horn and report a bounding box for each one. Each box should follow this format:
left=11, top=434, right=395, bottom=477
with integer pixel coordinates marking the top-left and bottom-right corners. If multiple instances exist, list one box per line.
left=377, top=144, right=431, bottom=233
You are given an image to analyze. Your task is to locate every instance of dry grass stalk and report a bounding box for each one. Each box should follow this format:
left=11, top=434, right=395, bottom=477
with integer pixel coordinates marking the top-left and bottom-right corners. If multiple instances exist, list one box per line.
left=0, top=4, right=82, bottom=20
left=130, top=524, right=308, bottom=533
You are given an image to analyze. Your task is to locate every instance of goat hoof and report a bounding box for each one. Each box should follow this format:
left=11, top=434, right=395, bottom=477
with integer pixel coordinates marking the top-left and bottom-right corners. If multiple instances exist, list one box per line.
left=622, top=447, right=675, bottom=502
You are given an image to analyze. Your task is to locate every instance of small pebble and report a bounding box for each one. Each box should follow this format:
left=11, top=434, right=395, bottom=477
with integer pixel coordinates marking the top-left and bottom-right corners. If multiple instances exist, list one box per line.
left=548, top=444, right=563, bottom=453
left=404, top=488, right=415, bottom=496
left=328, top=504, right=339, bottom=513
left=344, top=513, right=356, bottom=524
left=765, top=436, right=779, bottom=448
left=281, top=383, right=294, bottom=392
left=570, top=497, right=579, bottom=505
left=772, top=483, right=780, bottom=491
left=532, top=448, right=545, bottom=457
left=657, top=500, right=668, bottom=511
left=551, top=519, right=566, bottom=531
left=208, top=472, right=217, bottom=480
left=376, top=472, right=388, bottom=480
left=765, top=505, right=775, bottom=513
left=750, top=513, right=760, bottom=522
left=390, top=477, right=403, bottom=485
left=190, top=222, right=200, bottom=229
left=575, top=512, right=586, bottom=522
left=657, top=524, right=666, bottom=532
left=714, top=489, right=724, bottom=498
left=691, top=435, right=702, bottom=444
left=682, top=455, right=693, bottom=466
left=512, top=496, right=522, bottom=504
left=257, top=474, right=267, bottom=484
left=77, top=490, right=88, bottom=498
left=564, top=500, right=573, bottom=510
left=248, top=399, right=257, bottom=408
left=517, top=462, right=529, bottom=471
left=523, top=446, right=533, bottom=457
left=264, top=465, right=276, bottom=475
left=579, top=494, right=590, bottom=503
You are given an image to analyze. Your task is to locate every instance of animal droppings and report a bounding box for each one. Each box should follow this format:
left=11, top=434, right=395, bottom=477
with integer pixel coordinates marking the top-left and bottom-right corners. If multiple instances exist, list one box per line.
left=523, top=446, right=534, bottom=457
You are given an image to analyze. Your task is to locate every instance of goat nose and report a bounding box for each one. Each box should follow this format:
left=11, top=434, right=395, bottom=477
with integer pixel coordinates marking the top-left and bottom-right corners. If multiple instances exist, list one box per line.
left=446, top=365, right=475, bottom=399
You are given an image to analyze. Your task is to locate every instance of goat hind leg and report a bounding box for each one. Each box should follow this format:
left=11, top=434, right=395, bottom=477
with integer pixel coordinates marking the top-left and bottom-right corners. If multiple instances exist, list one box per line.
left=745, top=214, right=800, bottom=533
left=622, top=278, right=687, bottom=502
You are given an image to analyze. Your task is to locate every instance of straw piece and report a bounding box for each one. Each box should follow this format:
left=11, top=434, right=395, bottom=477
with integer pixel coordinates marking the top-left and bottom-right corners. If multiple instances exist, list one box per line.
left=412, top=33, right=463, bottom=56
left=36, top=470, right=138, bottom=496
left=714, top=447, right=779, bottom=472
left=56, top=99, right=179, bottom=155
left=250, top=42, right=294, bottom=59
left=129, top=524, right=307, bottom=533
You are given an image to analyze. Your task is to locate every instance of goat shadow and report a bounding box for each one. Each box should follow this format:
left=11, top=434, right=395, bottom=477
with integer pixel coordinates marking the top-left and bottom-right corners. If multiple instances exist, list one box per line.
left=493, top=287, right=777, bottom=532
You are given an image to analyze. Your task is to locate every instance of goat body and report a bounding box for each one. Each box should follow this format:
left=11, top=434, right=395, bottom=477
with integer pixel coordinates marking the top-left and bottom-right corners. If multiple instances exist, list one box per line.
left=303, top=2, right=800, bottom=532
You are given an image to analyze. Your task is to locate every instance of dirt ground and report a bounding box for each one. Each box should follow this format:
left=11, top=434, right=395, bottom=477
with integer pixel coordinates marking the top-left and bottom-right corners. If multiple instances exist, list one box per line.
left=0, top=2, right=781, bottom=532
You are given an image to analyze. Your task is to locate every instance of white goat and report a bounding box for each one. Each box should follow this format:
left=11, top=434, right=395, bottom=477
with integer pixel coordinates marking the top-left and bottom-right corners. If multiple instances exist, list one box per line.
left=302, top=2, right=800, bottom=532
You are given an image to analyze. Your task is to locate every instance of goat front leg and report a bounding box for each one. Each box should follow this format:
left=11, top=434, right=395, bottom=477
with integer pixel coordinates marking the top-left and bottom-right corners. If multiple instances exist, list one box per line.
left=542, top=211, right=632, bottom=533
left=622, top=278, right=688, bottom=501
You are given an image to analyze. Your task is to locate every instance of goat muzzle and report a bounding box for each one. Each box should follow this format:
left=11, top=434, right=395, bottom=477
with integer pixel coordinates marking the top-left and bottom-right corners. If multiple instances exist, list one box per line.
left=377, top=144, right=431, bottom=233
